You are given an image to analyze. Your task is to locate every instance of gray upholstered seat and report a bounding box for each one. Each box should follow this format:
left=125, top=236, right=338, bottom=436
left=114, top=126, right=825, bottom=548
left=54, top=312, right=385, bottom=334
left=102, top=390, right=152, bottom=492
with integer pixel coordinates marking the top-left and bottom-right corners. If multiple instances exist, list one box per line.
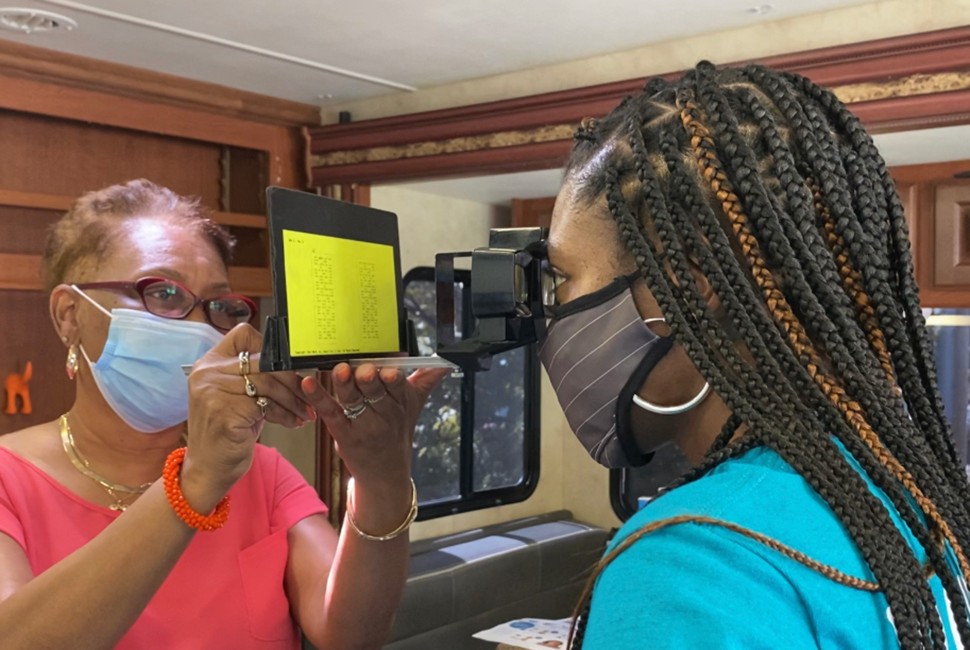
left=384, top=510, right=609, bottom=650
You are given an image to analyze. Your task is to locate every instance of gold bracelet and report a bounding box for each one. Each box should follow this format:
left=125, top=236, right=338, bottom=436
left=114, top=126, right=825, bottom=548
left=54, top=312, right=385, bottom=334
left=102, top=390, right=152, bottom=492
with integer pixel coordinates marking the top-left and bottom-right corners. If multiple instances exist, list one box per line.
left=346, top=478, right=418, bottom=542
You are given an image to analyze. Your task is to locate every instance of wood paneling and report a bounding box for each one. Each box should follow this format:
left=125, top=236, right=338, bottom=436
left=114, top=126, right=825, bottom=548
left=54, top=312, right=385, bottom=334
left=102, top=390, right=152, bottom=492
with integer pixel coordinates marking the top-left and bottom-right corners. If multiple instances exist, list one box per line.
left=0, top=207, right=60, bottom=255
left=0, top=253, right=270, bottom=296
left=0, top=73, right=296, bottom=152
left=0, top=290, right=72, bottom=435
left=0, top=38, right=319, bottom=127
left=0, top=110, right=223, bottom=203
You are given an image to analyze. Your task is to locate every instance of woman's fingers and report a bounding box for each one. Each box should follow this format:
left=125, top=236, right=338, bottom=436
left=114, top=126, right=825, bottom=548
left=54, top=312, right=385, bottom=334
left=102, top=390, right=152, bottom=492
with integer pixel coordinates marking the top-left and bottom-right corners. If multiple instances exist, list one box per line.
left=331, top=363, right=368, bottom=410
left=192, top=324, right=314, bottom=430
left=301, top=376, right=343, bottom=421
left=407, top=367, right=452, bottom=400
left=239, top=363, right=315, bottom=427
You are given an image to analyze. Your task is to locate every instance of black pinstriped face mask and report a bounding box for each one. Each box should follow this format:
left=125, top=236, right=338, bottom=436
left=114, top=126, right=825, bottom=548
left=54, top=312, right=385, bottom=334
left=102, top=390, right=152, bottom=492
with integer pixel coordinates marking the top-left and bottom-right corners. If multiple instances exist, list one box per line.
left=539, top=274, right=674, bottom=468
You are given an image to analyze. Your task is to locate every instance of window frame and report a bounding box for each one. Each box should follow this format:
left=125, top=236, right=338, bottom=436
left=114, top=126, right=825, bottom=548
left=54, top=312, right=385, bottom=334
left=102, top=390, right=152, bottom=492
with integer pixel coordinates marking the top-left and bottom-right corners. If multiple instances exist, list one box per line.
left=403, top=266, right=541, bottom=520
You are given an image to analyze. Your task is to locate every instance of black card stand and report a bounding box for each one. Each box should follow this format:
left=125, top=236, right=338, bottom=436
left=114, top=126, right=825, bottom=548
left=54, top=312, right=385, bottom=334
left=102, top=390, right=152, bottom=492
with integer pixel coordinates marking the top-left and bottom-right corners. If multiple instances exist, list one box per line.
left=259, top=315, right=290, bottom=372
left=259, top=315, right=419, bottom=373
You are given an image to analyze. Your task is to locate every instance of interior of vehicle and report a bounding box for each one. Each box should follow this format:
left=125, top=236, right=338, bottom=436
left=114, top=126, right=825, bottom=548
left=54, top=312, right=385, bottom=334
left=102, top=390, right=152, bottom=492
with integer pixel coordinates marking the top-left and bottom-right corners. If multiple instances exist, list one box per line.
left=1, top=2, right=969, bottom=648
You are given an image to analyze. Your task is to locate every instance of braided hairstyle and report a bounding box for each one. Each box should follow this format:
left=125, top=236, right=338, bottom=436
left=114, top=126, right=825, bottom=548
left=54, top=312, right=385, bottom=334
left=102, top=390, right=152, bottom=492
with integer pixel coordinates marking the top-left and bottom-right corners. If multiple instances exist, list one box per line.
left=565, top=62, right=970, bottom=649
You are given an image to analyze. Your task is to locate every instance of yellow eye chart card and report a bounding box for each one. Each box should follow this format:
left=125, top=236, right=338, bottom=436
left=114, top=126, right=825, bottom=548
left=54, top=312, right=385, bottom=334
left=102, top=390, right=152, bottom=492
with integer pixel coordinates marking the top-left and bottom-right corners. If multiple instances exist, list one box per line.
left=282, top=229, right=399, bottom=356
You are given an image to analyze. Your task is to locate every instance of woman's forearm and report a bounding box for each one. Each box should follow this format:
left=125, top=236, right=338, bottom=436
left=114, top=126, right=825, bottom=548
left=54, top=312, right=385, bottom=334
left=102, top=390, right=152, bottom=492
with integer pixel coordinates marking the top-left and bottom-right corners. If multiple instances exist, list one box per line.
left=306, top=480, right=413, bottom=649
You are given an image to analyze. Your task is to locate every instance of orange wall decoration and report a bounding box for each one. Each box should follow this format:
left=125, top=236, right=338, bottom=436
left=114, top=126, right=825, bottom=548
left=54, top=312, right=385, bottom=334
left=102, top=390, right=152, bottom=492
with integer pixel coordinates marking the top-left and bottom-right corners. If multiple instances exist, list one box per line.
left=4, top=361, right=32, bottom=415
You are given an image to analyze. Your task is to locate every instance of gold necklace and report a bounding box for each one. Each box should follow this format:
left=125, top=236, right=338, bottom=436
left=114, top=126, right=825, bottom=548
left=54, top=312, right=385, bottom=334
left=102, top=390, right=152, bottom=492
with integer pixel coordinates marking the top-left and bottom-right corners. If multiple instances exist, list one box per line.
left=59, top=414, right=155, bottom=511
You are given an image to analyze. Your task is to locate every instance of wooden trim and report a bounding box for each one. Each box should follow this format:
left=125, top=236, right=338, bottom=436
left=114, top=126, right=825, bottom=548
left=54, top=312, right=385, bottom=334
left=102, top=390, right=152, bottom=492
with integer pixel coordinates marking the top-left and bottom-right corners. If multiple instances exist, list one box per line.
left=0, top=39, right=319, bottom=127
left=891, top=160, right=970, bottom=184
left=312, top=141, right=573, bottom=185
left=851, top=88, right=970, bottom=135
left=226, top=266, right=272, bottom=296
left=309, top=26, right=970, bottom=150
left=307, top=26, right=970, bottom=186
left=0, top=254, right=45, bottom=291
left=753, top=25, right=970, bottom=84
left=212, top=211, right=267, bottom=228
left=0, top=189, right=72, bottom=211
left=0, top=254, right=270, bottom=296
left=0, top=188, right=267, bottom=228
left=916, top=289, right=970, bottom=308
left=0, top=73, right=292, bottom=151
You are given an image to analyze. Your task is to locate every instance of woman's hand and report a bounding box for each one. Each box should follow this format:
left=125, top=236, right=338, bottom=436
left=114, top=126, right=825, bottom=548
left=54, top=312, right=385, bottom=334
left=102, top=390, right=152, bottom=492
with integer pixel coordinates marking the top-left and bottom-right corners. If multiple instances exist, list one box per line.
left=183, top=324, right=314, bottom=510
left=301, top=363, right=448, bottom=532
left=303, top=363, right=448, bottom=487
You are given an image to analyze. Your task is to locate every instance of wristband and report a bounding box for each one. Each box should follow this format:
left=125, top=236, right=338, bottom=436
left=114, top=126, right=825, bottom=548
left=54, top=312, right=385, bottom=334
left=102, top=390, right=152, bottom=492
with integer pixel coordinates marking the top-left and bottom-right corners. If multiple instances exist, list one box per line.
left=346, top=478, right=417, bottom=542
left=163, top=448, right=230, bottom=532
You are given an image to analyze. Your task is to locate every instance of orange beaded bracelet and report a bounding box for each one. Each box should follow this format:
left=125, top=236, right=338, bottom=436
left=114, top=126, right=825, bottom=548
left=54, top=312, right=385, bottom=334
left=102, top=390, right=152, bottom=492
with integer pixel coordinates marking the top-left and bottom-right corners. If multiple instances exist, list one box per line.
left=162, top=448, right=230, bottom=532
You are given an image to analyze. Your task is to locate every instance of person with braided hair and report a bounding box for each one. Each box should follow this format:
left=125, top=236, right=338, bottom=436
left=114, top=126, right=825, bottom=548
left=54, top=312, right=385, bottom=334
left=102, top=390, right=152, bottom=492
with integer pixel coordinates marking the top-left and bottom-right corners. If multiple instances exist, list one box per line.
left=540, top=61, right=970, bottom=649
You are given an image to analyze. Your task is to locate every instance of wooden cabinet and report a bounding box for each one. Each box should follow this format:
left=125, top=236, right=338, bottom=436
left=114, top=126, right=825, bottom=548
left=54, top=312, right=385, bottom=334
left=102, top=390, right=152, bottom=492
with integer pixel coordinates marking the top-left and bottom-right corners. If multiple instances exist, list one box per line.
left=0, top=43, right=310, bottom=435
left=891, top=161, right=970, bottom=308
left=511, top=197, right=555, bottom=229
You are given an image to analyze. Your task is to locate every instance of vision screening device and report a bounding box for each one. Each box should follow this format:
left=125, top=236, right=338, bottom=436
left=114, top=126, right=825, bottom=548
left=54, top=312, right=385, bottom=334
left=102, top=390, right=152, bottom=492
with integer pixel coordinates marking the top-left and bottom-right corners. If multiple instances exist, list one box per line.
left=434, top=227, right=548, bottom=372
left=257, top=187, right=548, bottom=374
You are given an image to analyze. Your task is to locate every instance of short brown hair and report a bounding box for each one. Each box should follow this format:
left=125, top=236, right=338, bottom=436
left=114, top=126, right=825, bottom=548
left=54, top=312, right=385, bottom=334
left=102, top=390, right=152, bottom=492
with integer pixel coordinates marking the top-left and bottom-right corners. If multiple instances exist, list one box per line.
left=42, top=179, right=235, bottom=291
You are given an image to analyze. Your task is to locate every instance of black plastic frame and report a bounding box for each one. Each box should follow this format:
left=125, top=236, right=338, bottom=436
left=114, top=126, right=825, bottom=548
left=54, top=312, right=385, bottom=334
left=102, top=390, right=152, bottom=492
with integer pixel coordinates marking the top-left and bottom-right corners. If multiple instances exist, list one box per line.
left=403, top=267, right=541, bottom=520
left=262, top=187, right=409, bottom=371
left=609, top=468, right=638, bottom=522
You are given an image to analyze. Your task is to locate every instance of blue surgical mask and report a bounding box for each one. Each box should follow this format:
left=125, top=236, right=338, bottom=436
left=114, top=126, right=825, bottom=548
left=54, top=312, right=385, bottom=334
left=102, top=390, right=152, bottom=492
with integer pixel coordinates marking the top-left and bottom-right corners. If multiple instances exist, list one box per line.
left=74, top=288, right=224, bottom=433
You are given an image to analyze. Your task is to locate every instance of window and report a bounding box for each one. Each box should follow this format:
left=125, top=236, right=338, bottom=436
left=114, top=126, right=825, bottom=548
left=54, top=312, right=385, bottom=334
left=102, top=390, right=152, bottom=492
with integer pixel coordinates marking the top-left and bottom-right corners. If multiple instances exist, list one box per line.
left=404, top=267, right=540, bottom=519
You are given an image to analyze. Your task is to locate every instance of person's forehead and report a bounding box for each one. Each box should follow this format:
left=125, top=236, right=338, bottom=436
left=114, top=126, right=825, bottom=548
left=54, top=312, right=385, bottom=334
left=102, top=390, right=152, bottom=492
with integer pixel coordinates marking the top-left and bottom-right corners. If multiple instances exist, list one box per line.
left=548, top=181, right=609, bottom=257
left=98, top=217, right=224, bottom=282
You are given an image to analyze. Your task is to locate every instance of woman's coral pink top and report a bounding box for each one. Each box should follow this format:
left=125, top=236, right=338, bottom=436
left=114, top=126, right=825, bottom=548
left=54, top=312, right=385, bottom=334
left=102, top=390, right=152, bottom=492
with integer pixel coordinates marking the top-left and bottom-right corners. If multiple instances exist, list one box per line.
left=0, top=444, right=328, bottom=648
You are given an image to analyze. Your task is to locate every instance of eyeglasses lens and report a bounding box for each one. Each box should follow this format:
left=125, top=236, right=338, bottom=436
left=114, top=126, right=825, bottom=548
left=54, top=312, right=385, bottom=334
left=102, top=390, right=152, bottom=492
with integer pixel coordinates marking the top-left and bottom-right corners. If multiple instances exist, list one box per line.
left=206, top=298, right=254, bottom=330
left=141, top=280, right=193, bottom=318
left=140, top=280, right=253, bottom=331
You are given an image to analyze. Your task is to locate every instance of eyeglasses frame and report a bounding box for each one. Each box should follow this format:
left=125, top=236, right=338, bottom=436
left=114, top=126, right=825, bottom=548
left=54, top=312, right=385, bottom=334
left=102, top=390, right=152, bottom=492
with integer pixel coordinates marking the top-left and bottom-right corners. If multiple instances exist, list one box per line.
left=71, top=276, right=256, bottom=332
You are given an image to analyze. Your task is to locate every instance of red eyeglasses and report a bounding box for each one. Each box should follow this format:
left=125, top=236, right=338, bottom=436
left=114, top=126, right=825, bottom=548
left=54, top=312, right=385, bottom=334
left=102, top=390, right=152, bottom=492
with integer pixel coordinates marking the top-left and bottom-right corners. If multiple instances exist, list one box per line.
left=73, top=276, right=256, bottom=332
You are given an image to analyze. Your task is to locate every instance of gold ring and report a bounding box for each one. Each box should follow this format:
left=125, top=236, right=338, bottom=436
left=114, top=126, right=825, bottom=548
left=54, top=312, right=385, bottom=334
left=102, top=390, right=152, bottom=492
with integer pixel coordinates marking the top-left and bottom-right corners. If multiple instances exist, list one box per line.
left=255, top=395, right=270, bottom=418
left=244, top=375, right=257, bottom=398
left=238, top=351, right=251, bottom=376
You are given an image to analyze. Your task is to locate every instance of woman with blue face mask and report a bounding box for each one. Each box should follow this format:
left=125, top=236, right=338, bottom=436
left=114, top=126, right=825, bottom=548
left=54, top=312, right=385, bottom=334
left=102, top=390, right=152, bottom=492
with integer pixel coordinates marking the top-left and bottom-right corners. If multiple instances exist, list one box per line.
left=544, top=63, right=970, bottom=648
left=0, top=179, right=447, bottom=649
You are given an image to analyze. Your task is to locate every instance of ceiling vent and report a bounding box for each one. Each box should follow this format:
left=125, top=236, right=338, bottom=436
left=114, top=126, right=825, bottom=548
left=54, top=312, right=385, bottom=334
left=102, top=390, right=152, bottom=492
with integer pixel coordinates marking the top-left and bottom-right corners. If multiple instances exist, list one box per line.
left=0, top=8, right=77, bottom=34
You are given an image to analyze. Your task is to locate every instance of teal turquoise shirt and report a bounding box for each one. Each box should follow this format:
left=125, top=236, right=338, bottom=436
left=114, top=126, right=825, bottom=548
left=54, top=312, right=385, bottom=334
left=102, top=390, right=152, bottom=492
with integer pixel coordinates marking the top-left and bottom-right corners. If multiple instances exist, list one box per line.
left=582, top=446, right=968, bottom=649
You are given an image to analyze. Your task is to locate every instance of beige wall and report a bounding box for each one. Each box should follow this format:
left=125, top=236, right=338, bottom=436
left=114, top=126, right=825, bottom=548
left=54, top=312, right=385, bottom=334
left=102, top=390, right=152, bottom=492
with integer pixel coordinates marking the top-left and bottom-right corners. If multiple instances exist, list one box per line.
left=324, top=0, right=970, bottom=124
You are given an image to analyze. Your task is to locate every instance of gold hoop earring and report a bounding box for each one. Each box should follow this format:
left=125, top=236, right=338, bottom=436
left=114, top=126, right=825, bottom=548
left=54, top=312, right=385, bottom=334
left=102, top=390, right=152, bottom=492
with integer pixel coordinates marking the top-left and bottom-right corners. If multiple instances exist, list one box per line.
left=66, top=345, right=79, bottom=380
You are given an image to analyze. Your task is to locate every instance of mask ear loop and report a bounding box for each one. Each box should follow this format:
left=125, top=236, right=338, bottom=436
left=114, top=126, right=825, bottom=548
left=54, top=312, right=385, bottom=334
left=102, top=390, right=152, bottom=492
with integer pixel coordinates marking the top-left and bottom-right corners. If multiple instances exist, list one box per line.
left=70, top=285, right=114, bottom=369
left=632, top=317, right=711, bottom=415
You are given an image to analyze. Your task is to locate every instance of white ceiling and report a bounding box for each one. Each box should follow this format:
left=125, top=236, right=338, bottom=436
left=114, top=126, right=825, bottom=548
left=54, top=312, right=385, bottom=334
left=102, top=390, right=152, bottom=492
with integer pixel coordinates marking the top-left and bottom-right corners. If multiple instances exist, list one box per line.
left=1, top=0, right=966, bottom=206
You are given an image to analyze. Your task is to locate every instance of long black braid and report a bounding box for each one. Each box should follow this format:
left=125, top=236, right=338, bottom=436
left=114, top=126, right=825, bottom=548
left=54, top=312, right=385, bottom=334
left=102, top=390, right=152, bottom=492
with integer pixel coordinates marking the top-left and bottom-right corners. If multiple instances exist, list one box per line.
left=564, top=62, right=970, bottom=649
